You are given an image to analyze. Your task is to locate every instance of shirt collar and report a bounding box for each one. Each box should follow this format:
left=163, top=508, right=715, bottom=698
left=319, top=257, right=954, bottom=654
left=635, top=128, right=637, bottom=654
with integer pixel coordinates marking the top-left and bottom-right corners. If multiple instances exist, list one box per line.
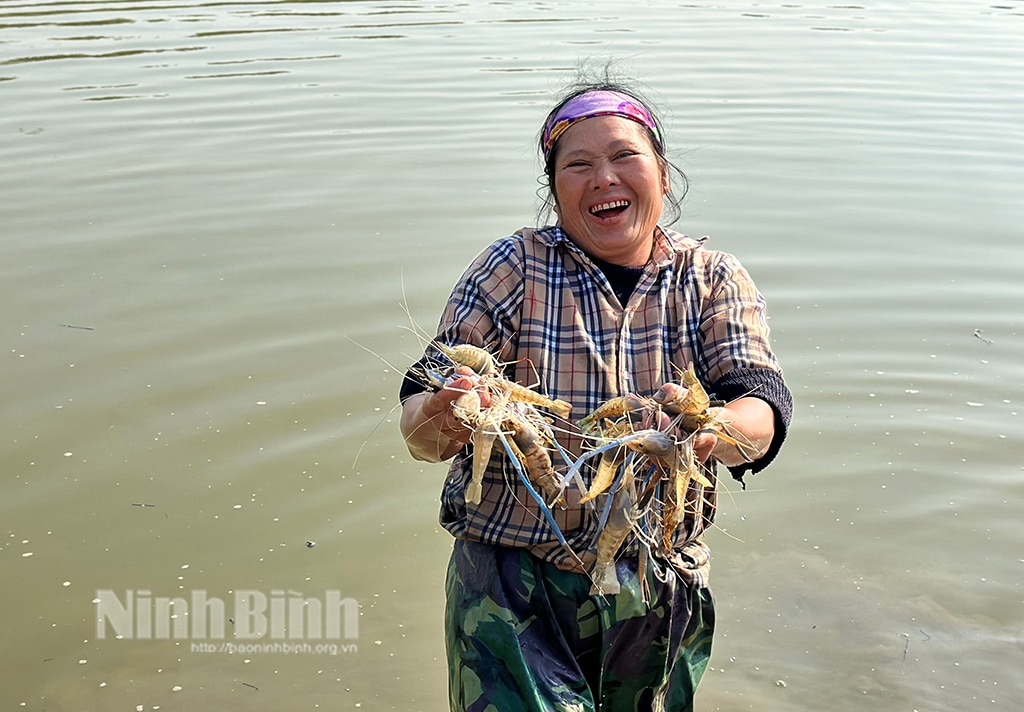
left=534, top=225, right=705, bottom=268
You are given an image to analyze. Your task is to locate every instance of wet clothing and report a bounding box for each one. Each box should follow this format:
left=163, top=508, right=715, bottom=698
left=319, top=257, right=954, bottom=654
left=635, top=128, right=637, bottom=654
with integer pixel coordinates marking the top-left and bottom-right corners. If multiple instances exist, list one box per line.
left=446, top=540, right=715, bottom=712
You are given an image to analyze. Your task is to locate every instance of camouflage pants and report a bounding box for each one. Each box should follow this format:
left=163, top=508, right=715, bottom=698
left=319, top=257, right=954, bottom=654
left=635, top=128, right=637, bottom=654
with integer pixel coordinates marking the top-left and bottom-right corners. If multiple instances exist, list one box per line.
left=445, top=540, right=715, bottom=712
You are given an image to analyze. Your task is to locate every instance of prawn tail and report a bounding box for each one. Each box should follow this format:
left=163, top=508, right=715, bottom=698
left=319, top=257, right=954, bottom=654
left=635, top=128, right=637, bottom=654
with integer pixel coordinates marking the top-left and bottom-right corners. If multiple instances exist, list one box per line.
left=468, top=422, right=501, bottom=505
left=589, top=561, right=621, bottom=596
left=549, top=399, right=573, bottom=420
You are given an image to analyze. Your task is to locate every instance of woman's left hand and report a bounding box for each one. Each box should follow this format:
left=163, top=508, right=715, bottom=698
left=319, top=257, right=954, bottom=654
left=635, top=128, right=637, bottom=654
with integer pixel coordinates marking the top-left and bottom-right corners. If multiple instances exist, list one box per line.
left=652, top=384, right=775, bottom=466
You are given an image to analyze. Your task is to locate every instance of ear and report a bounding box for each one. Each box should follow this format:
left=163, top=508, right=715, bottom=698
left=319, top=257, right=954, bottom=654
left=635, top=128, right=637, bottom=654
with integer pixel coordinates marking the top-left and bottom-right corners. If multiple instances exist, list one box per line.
left=660, top=163, right=670, bottom=195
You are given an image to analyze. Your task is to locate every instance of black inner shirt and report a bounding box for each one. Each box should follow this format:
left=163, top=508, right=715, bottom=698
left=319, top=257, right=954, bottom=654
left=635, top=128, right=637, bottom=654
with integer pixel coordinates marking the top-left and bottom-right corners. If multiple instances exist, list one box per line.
left=589, top=254, right=645, bottom=307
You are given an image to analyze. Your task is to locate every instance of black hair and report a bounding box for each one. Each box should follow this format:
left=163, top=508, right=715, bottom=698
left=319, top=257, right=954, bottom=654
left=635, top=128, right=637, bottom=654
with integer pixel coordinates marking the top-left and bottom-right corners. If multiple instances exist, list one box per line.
left=536, top=76, right=689, bottom=226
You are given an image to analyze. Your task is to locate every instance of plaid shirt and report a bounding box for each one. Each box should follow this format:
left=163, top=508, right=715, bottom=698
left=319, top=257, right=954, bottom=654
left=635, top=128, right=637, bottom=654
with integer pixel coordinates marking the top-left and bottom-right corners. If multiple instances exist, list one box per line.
left=420, top=225, right=789, bottom=583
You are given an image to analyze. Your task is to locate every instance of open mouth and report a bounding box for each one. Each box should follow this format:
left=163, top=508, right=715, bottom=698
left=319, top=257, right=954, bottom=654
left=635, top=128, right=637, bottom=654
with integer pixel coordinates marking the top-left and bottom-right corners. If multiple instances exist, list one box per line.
left=589, top=199, right=630, bottom=219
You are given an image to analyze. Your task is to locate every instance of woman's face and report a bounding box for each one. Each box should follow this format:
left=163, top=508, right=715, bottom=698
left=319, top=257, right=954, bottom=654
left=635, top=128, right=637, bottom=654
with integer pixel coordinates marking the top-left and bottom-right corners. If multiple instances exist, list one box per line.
left=552, top=115, right=668, bottom=267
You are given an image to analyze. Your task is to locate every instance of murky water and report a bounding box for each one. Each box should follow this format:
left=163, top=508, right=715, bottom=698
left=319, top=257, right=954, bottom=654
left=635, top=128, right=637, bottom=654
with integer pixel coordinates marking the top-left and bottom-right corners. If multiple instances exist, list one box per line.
left=2, top=0, right=1023, bottom=709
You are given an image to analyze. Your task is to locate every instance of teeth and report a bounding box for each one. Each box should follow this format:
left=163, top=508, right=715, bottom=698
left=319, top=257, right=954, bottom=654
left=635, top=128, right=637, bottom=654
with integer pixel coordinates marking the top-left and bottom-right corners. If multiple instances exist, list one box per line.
left=590, top=200, right=629, bottom=214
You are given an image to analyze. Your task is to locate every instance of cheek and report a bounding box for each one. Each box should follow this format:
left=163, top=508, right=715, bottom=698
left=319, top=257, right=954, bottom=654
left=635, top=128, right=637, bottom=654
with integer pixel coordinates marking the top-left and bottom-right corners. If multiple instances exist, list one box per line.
left=552, top=178, right=578, bottom=215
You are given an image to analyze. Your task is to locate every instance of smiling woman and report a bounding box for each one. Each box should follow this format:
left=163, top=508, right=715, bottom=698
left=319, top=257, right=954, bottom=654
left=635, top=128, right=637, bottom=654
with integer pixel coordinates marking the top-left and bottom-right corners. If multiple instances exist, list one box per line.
left=550, top=115, right=668, bottom=267
left=398, top=77, right=793, bottom=712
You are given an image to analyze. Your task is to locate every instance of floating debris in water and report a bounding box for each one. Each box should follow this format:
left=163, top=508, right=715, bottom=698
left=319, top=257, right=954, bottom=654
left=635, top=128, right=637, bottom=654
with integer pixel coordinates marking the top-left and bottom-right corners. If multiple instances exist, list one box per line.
left=973, top=329, right=993, bottom=344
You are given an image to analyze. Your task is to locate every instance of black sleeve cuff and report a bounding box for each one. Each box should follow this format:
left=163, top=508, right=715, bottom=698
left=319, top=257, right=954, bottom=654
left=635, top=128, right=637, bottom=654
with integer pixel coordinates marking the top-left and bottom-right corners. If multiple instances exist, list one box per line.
left=709, top=367, right=793, bottom=483
left=398, top=357, right=431, bottom=404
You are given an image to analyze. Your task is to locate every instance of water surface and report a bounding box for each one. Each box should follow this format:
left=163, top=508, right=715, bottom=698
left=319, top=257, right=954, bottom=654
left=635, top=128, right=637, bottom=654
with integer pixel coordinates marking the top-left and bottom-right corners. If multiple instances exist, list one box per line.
left=2, top=0, right=1023, bottom=709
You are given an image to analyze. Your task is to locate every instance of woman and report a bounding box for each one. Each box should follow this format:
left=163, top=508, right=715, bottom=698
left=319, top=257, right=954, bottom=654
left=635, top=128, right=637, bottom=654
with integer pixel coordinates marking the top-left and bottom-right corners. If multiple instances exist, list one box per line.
left=400, top=82, right=793, bottom=711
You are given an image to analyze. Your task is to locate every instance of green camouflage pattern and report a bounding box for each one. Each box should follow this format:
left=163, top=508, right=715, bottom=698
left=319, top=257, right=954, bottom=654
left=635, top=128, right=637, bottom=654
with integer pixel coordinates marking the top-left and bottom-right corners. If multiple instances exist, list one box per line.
left=445, top=540, right=714, bottom=711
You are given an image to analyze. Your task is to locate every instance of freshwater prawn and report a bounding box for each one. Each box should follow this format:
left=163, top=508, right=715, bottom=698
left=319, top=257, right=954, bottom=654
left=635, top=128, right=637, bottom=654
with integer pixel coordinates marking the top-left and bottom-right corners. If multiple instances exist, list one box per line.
left=506, top=405, right=566, bottom=506
left=653, top=362, right=759, bottom=460
left=589, top=462, right=637, bottom=595
left=578, top=394, right=652, bottom=433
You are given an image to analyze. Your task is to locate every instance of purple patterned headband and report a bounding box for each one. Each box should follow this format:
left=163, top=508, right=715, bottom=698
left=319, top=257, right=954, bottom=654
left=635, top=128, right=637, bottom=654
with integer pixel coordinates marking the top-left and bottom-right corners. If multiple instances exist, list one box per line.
left=541, top=90, right=661, bottom=161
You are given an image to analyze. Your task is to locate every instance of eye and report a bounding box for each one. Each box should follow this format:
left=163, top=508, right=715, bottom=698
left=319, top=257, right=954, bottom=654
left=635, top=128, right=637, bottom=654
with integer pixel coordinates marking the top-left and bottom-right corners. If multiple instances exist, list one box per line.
left=614, top=150, right=639, bottom=160
left=562, top=160, right=590, bottom=170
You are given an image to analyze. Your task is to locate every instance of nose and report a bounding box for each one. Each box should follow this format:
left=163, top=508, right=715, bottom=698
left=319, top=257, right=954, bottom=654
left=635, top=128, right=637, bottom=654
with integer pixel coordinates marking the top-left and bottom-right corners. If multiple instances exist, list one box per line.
left=591, top=158, right=618, bottom=190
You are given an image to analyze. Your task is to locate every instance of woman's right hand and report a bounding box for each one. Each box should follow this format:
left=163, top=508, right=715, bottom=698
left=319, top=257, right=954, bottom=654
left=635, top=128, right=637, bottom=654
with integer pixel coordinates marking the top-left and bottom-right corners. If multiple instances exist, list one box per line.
left=400, top=366, right=490, bottom=462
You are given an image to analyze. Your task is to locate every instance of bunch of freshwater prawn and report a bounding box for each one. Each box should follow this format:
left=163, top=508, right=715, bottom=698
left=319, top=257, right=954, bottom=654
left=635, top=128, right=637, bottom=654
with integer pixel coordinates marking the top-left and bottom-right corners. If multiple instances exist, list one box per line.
left=417, top=341, right=752, bottom=596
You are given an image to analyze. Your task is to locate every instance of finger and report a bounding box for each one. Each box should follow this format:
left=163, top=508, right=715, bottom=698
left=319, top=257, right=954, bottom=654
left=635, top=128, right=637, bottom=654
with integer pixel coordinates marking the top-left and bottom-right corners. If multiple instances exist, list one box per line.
left=422, top=387, right=468, bottom=422
left=446, top=369, right=491, bottom=407
left=421, top=390, right=453, bottom=419
left=641, top=408, right=672, bottom=432
left=693, top=431, right=717, bottom=463
left=652, top=383, right=683, bottom=404
left=444, top=368, right=485, bottom=394
left=477, top=389, right=493, bottom=409
left=436, top=375, right=481, bottom=408
left=440, top=411, right=472, bottom=444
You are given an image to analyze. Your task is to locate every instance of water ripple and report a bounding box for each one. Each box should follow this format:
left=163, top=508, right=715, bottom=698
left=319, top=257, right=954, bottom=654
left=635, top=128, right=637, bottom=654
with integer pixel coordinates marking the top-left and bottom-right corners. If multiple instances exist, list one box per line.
left=3, top=1, right=1024, bottom=710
